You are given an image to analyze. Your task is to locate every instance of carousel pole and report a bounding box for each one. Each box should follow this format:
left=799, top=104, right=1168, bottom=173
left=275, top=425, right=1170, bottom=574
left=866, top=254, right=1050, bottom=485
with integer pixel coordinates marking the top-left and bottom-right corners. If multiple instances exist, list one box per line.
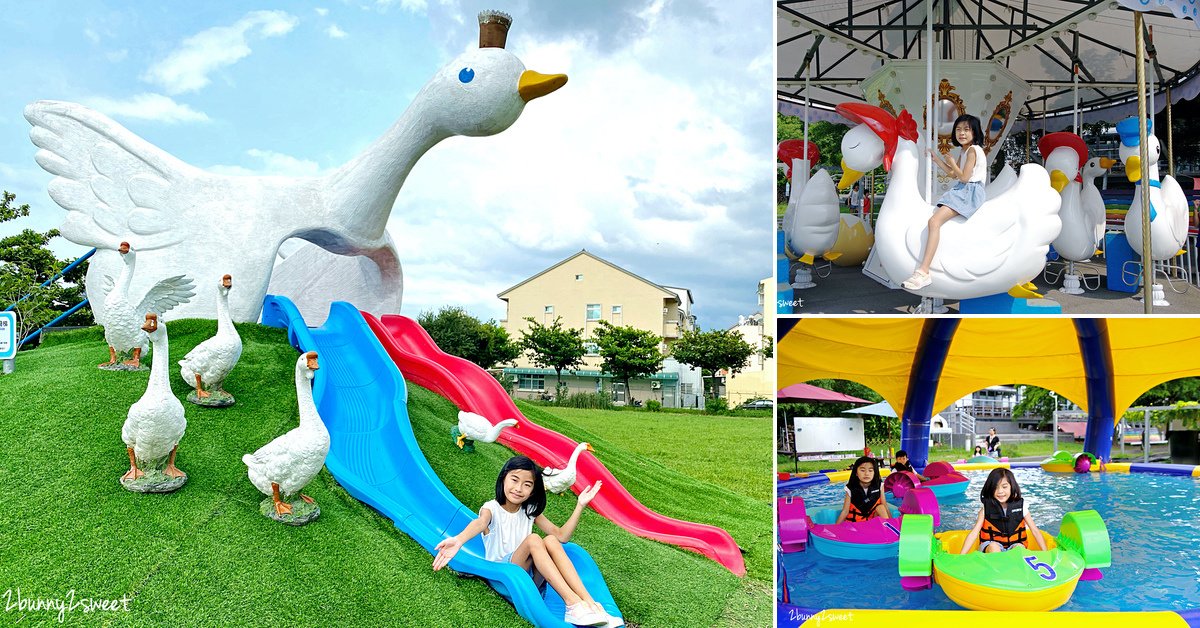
left=1167, top=86, right=1174, bottom=178
left=802, top=62, right=811, bottom=184
left=1135, top=11, right=1154, bottom=314
left=926, top=0, right=935, bottom=203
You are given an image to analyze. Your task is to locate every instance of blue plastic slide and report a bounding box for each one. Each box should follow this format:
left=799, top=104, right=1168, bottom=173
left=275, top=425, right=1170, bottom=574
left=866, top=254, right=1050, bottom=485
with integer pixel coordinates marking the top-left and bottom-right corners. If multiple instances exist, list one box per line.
left=261, top=296, right=622, bottom=628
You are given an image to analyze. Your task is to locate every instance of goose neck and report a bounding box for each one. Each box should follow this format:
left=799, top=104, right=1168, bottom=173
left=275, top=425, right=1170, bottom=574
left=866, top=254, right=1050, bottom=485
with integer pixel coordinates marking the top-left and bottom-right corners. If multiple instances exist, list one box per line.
left=147, top=331, right=169, bottom=393
left=216, top=288, right=233, bottom=335
left=295, top=367, right=319, bottom=425
left=323, top=97, right=452, bottom=242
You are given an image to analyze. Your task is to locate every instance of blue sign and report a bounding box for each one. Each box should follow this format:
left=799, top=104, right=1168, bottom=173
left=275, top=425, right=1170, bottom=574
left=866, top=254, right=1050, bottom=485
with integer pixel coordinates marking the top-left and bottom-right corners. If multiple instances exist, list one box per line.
left=0, top=311, right=14, bottom=360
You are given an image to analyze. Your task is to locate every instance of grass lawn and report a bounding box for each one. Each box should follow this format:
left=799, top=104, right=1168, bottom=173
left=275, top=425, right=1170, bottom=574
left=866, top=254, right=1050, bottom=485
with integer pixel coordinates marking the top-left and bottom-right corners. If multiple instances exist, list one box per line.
left=0, top=322, right=770, bottom=627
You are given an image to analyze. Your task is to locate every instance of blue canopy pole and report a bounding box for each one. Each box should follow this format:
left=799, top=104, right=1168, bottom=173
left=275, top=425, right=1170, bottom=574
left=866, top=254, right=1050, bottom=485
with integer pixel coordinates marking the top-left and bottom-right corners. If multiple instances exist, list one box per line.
left=18, top=299, right=90, bottom=347
left=3, top=248, right=96, bottom=312
left=900, top=319, right=960, bottom=468
left=1074, top=319, right=1117, bottom=462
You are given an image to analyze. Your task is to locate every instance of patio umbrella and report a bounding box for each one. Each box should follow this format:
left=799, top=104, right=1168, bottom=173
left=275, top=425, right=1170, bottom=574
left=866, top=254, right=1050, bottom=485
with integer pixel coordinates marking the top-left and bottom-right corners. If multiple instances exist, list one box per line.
left=842, top=400, right=897, bottom=417
left=777, top=382, right=871, bottom=404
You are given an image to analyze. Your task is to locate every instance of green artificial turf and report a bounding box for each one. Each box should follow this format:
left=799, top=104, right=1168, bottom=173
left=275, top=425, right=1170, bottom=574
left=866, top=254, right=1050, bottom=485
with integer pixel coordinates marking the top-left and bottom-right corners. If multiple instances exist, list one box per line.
left=0, top=322, right=770, bottom=627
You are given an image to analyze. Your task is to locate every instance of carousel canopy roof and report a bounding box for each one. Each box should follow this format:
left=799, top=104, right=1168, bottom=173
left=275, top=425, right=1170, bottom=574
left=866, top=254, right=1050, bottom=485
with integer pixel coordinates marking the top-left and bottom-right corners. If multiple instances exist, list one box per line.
left=778, top=0, right=1200, bottom=123
left=778, top=318, right=1200, bottom=423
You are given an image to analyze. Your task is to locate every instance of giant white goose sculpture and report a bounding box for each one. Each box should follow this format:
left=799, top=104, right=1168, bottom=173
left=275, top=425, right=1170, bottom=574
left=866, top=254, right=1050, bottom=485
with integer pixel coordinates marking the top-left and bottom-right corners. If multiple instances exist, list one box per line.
left=835, top=103, right=1061, bottom=301
left=26, top=11, right=566, bottom=325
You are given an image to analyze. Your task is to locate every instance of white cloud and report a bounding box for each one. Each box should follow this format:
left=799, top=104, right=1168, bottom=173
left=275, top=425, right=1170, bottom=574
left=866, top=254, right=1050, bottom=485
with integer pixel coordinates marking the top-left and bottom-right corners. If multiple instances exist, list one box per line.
left=83, top=28, right=100, bottom=44
left=326, top=24, right=348, bottom=39
left=142, top=10, right=299, bottom=94
left=107, top=49, right=129, bottom=63
left=205, top=149, right=327, bottom=177
left=80, top=93, right=210, bottom=124
left=315, top=8, right=329, bottom=16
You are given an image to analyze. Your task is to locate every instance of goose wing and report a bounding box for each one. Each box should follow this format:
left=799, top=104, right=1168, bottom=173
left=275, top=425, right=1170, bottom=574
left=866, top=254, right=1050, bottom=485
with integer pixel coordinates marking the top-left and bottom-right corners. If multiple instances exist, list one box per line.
left=136, top=275, right=196, bottom=318
left=24, top=101, right=203, bottom=250
left=1161, top=175, right=1189, bottom=248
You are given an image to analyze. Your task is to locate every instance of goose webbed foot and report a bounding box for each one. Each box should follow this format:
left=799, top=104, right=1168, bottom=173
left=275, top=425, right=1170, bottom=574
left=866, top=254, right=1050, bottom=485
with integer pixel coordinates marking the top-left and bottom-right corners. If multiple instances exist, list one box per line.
left=272, top=482, right=293, bottom=516
left=163, top=446, right=186, bottom=479
left=123, top=348, right=142, bottom=367
left=120, top=447, right=144, bottom=482
left=101, top=346, right=117, bottom=367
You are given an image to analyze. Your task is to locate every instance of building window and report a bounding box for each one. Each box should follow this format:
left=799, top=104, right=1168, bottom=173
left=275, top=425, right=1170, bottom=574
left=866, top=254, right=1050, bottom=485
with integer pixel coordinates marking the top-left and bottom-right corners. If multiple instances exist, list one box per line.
left=681, top=383, right=694, bottom=395
left=543, top=305, right=553, bottom=324
left=518, top=373, right=546, bottom=390
left=611, top=305, right=622, bottom=324
left=585, top=342, right=599, bottom=356
left=612, top=382, right=626, bottom=403
left=575, top=274, right=583, bottom=281
left=586, top=304, right=601, bottom=321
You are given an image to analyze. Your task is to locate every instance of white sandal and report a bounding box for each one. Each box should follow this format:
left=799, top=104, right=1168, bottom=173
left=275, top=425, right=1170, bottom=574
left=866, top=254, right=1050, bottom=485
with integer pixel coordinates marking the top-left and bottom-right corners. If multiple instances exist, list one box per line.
left=901, top=269, right=932, bottom=289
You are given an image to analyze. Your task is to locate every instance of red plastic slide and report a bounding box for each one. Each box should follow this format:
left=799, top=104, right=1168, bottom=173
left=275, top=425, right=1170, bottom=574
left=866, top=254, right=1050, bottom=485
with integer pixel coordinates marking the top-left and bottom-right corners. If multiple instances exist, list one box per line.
left=362, top=311, right=746, bottom=576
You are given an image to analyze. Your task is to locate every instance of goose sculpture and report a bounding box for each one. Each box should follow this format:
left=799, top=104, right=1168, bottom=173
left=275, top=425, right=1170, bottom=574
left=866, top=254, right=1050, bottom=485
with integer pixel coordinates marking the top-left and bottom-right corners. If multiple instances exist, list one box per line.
left=779, top=140, right=839, bottom=264
left=120, top=313, right=187, bottom=492
left=101, top=241, right=195, bottom=369
left=1117, top=116, right=1189, bottom=262
left=542, top=442, right=594, bottom=494
left=453, top=411, right=517, bottom=454
left=835, top=103, right=1061, bottom=300
left=1040, top=132, right=1094, bottom=262
left=243, top=351, right=330, bottom=522
left=178, top=274, right=242, bottom=406
left=26, top=11, right=566, bottom=325
left=1081, top=157, right=1116, bottom=250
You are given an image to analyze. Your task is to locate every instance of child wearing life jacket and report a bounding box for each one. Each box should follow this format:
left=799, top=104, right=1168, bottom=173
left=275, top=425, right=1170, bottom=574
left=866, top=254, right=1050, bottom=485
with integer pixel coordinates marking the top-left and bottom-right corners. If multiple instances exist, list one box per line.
left=889, top=450, right=929, bottom=482
left=835, top=456, right=892, bottom=524
left=960, top=468, right=1048, bottom=554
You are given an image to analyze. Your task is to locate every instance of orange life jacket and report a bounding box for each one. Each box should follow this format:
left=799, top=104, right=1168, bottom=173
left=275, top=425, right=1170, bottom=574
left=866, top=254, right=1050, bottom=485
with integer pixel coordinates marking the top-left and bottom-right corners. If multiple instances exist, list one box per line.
left=846, top=482, right=882, bottom=522
left=979, top=497, right=1027, bottom=548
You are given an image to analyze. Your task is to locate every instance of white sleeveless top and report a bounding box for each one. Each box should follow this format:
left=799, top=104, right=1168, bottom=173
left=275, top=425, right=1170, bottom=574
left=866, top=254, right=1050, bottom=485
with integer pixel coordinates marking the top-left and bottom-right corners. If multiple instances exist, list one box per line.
left=480, top=500, right=535, bottom=562
left=960, top=145, right=987, bottom=183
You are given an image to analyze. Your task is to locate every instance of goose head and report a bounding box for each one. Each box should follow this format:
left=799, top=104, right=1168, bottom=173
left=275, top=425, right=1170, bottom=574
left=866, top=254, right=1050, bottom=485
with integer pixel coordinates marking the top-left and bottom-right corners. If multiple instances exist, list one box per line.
left=837, top=124, right=885, bottom=189
left=141, top=312, right=162, bottom=339
left=118, top=241, right=135, bottom=265
left=1082, top=157, right=1116, bottom=180
left=834, top=104, right=916, bottom=190
left=220, top=274, right=232, bottom=293
left=1116, top=116, right=1160, bottom=183
left=416, top=47, right=566, bottom=139
left=298, top=351, right=319, bottom=379
left=1038, top=132, right=1087, bottom=193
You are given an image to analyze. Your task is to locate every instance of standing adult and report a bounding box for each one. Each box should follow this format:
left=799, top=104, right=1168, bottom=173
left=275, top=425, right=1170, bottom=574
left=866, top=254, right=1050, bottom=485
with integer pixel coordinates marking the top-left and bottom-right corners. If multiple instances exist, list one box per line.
left=985, top=427, right=1001, bottom=458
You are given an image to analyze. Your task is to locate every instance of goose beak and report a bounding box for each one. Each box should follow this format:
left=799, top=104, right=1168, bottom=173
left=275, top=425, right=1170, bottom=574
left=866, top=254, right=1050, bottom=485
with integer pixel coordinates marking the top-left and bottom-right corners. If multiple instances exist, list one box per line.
left=1125, top=155, right=1142, bottom=182
left=585, top=443, right=594, bottom=452
left=518, top=71, right=568, bottom=102
left=1050, top=170, right=1069, bottom=193
left=306, top=351, right=319, bottom=371
left=141, top=313, right=157, bottom=333
left=1099, top=157, right=1117, bottom=170
left=838, top=160, right=865, bottom=190
left=118, top=241, right=130, bottom=254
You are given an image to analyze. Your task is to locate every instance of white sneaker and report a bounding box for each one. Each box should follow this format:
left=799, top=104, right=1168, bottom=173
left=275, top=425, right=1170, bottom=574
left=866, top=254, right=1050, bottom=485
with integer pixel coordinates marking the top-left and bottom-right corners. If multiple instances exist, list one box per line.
left=565, top=603, right=607, bottom=627
left=602, top=612, right=625, bottom=628
left=901, top=269, right=932, bottom=289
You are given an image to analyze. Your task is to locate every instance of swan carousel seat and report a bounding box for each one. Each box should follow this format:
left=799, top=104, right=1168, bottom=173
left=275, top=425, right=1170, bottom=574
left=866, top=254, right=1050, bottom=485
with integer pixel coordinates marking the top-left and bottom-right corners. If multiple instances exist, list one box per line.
left=243, top=352, right=330, bottom=524
left=1117, top=116, right=1189, bottom=262
left=778, top=139, right=840, bottom=265
left=542, top=442, right=595, bottom=494
left=835, top=103, right=1061, bottom=300
left=1081, top=156, right=1117, bottom=252
left=26, top=11, right=566, bottom=325
left=120, top=313, right=187, bottom=492
left=101, top=241, right=195, bottom=370
left=178, top=274, right=242, bottom=406
left=899, top=510, right=1110, bottom=612
left=453, top=411, right=517, bottom=454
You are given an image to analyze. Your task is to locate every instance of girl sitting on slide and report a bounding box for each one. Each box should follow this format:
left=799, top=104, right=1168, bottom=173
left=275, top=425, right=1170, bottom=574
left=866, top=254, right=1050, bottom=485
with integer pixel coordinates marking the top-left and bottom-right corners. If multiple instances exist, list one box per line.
left=432, top=456, right=614, bottom=627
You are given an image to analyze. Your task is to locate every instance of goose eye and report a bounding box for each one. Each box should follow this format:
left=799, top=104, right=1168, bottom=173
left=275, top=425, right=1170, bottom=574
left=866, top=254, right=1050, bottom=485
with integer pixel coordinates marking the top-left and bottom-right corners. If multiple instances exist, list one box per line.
left=459, top=68, right=475, bottom=83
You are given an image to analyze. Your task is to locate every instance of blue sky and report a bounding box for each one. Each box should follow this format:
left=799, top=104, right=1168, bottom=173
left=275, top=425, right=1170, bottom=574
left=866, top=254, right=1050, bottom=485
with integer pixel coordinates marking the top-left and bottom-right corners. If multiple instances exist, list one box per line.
left=1, top=0, right=772, bottom=329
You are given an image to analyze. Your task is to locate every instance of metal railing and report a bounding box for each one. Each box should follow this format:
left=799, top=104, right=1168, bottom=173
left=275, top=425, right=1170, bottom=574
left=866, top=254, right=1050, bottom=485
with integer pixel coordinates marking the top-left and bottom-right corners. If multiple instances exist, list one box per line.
left=3, top=248, right=96, bottom=350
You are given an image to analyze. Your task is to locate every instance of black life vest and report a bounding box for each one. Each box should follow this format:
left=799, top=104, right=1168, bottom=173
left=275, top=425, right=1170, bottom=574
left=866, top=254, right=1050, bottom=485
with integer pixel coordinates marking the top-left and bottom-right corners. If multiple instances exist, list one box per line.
left=846, top=482, right=882, bottom=522
left=891, top=461, right=914, bottom=473
left=979, top=497, right=1027, bottom=548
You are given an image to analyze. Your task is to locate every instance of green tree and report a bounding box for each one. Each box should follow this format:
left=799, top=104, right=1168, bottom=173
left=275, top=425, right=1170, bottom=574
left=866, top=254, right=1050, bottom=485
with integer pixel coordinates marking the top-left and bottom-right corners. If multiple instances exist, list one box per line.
left=518, top=316, right=586, bottom=401
left=591, top=320, right=663, bottom=405
left=416, top=306, right=519, bottom=370
left=1011, top=385, right=1061, bottom=427
left=670, top=328, right=756, bottom=399
left=0, top=191, right=90, bottom=345
left=776, top=114, right=849, bottom=169
left=1133, top=377, right=1200, bottom=407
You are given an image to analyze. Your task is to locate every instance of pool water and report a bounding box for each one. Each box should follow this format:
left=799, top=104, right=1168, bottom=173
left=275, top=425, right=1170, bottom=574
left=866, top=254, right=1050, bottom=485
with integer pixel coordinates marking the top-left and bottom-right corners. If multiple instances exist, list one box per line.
left=779, top=468, right=1200, bottom=612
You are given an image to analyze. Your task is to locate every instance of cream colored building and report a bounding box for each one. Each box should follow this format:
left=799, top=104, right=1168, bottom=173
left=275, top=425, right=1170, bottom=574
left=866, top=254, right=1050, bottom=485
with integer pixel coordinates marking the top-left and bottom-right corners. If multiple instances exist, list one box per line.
left=498, top=250, right=702, bottom=407
left=723, top=278, right=775, bottom=407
